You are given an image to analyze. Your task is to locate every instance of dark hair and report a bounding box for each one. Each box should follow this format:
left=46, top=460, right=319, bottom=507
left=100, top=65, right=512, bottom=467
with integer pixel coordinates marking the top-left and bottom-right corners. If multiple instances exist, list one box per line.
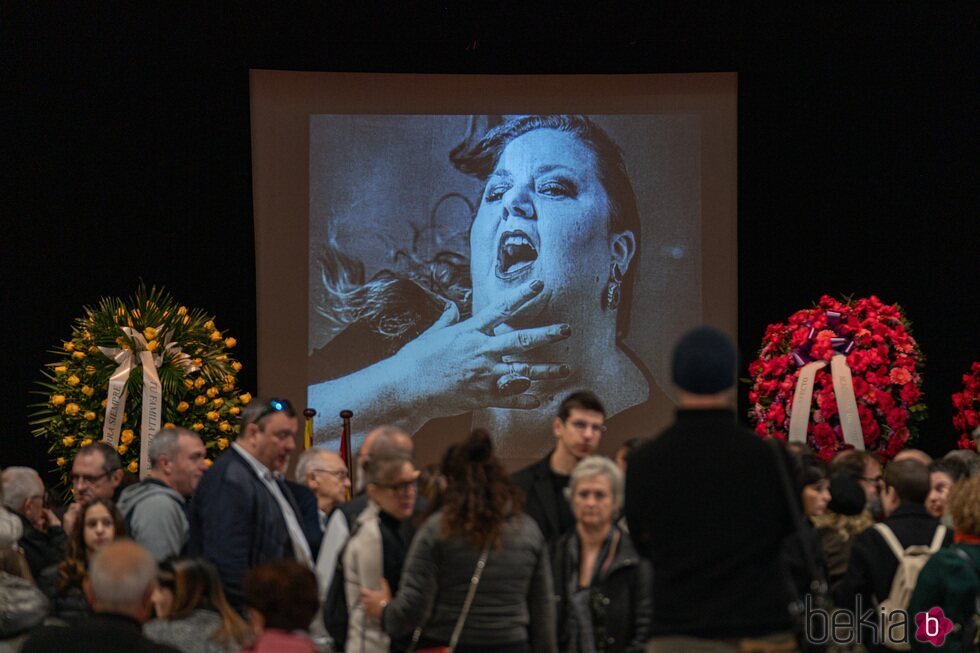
left=618, top=437, right=641, bottom=455
left=829, top=449, right=877, bottom=480
left=75, top=441, right=122, bottom=475
left=793, top=453, right=829, bottom=488
left=441, top=429, right=524, bottom=550
left=238, top=397, right=296, bottom=437
left=930, top=458, right=968, bottom=483
left=243, top=559, right=319, bottom=631
left=884, top=459, right=930, bottom=504
left=453, top=115, right=642, bottom=339
left=557, top=390, right=606, bottom=421
left=58, top=498, right=126, bottom=593
left=162, top=557, right=250, bottom=648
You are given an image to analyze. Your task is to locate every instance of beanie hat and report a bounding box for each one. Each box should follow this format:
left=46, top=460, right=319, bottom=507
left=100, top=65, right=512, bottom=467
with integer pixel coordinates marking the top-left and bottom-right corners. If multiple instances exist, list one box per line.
left=671, top=326, right=737, bottom=395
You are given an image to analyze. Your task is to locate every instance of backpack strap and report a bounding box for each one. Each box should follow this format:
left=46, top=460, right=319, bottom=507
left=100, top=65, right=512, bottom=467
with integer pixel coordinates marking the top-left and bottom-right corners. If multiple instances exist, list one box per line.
left=874, top=523, right=906, bottom=560
left=929, top=525, right=947, bottom=553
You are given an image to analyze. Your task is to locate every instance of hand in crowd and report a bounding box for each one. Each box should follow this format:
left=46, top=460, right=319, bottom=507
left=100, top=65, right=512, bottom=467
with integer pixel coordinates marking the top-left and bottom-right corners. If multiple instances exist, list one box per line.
left=61, top=501, right=81, bottom=535
left=360, top=577, right=392, bottom=621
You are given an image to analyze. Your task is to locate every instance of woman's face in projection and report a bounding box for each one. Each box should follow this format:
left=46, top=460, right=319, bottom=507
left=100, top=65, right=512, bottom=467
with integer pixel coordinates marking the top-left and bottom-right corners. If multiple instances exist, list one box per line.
left=470, top=129, right=613, bottom=327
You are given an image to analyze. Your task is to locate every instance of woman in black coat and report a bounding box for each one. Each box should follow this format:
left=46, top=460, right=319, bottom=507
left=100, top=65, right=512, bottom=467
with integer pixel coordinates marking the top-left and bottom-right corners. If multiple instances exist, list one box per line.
left=551, top=456, right=652, bottom=653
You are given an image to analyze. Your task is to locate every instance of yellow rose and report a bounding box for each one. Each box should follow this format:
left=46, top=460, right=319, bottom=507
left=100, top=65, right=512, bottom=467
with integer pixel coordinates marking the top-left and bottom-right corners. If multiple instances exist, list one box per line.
left=225, top=374, right=235, bottom=384
left=72, top=351, right=86, bottom=360
left=206, top=411, right=220, bottom=422
left=206, top=386, right=219, bottom=398
left=224, top=337, right=237, bottom=348
left=183, top=379, right=194, bottom=390
left=231, top=362, right=243, bottom=372
left=127, top=461, right=139, bottom=473
left=177, top=306, right=187, bottom=316
left=86, top=365, right=96, bottom=376
left=81, top=385, right=94, bottom=397
left=218, top=421, right=231, bottom=432
left=194, top=395, right=207, bottom=406
left=217, top=437, right=229, bottom=450
left=239, top=392, right=252, bottom=405
left=101, top=399, right=108, bottom=408
left=204, top=458, right=213, bottom=469
left=212, top=398, right=224, bottom=408
left=120, top=430, right=135, bottom=444
left=51, top=394, right=66, bottom=407
left=222, top=384, right=234, bottom=393
left=122, top=413, right=128, bottom=422
left=84, top=411, right=96, bottom=421
left=210, top=331, right=222, bottom=342
left=204, top=320, right=215, bottom=331
left=194, top=378, right=206, bottom=389
left=56, top=457, right=66, bottom=467
left=176, top=401, right=190, bottom=413
left=215, top=355, right=227, bottom=362
left=54, top=365, right=68, bottom=375
left=146, top=340, right=159, bottom=352
left=65, top=403, right=80, bottom=416
left=191, top=423, right=204, bottom=432
left=66, top=375, right=80, bottom=386
left=193, top=358, right=203, bottom=366
left=117, top=444, right=128, bottom=455
left=163, top=422, right=176, bottom=429
left=81, top=438, right=93, bottom=447
left=182, top=316, right=190, bottom=325
left=87, top=345, right=99, bottom=354
left=229, top=406, right=241, bottom=416
left=143, top=326, right=158, bottom=340
left=64, top=342, right=75, bottom=352
left=62, top=436, right=76, bottom=447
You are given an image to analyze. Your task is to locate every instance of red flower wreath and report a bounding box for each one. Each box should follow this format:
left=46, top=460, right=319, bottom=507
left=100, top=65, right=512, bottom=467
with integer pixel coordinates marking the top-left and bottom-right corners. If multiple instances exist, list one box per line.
left=952, top=361, right=980, bottom=451
left=748, top=295, right=926, bottom=462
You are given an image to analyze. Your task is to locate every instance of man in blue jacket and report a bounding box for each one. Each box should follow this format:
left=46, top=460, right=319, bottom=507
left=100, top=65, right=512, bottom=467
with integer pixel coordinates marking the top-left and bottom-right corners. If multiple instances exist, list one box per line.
left=188, top=397, right=312, bottom=611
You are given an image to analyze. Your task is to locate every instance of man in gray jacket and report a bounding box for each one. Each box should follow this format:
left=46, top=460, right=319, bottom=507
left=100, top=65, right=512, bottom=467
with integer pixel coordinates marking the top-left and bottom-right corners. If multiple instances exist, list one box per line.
left=117, top=427, right=208, bottom=561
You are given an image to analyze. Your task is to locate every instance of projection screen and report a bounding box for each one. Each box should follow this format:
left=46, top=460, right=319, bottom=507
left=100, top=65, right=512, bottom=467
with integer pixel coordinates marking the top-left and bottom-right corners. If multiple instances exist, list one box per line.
left=250, top=72, right=737, bottom=470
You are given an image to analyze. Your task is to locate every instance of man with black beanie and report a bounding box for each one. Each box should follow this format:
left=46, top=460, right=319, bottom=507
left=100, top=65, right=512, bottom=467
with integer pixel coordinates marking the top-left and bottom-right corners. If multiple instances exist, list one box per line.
left=625, top=326, right=797, bottom=653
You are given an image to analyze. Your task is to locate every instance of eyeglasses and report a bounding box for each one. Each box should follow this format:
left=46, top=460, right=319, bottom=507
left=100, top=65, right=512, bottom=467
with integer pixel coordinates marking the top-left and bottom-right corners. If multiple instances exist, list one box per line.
left=375, top=479, right=418, bottom=493
left=70, top=470, right=118, bottom=485
left=567, top=419, right=607, bottom=434
left=254, top=397, right=295, bottom=423
left=311, top=468, right=349, bottom=481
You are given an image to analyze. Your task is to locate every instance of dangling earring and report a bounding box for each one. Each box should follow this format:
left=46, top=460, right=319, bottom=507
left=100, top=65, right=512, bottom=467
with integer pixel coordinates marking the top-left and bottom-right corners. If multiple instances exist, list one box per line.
left=603, top=263, right=623, bottom=311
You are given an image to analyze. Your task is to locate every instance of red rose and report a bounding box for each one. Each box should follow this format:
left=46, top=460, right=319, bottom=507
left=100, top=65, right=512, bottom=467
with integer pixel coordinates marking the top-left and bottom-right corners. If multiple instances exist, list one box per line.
left=768, top=402, right=787, bottom=427
left=900, top=383, right=920, bottom=404
left=957, top=434, right=975, bottom=451
left=886, top=408, right=908, bottom=430
left=813, top=422, right=836, bottom=448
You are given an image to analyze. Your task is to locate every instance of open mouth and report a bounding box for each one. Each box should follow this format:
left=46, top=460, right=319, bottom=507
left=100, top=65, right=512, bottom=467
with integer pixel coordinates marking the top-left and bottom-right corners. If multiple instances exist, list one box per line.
left=496, top=230, right=538, bottom=279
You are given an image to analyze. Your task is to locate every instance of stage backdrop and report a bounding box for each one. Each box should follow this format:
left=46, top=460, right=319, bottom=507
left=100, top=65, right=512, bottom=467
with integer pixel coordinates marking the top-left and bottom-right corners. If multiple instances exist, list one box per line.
left=250, top=72, right=737, bottom=470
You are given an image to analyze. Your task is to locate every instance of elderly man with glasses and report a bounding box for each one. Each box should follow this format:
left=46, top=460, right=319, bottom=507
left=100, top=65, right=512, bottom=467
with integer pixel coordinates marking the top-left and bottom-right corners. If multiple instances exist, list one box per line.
left=188, top=397, right=312, bottom=612
left=513, top=390, right=606, bottom=543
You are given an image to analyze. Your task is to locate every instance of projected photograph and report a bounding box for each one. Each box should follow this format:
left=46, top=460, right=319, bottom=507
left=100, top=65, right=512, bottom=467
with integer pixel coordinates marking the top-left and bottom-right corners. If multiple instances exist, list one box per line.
left=306, top=114, right=703, bottom=460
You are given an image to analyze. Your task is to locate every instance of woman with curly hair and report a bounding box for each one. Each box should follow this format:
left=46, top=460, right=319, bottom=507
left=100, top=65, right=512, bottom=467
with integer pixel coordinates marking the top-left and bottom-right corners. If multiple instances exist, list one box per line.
left=361, top=429, right=557, bottom=652
left=38, top=497, right=126, bottom=624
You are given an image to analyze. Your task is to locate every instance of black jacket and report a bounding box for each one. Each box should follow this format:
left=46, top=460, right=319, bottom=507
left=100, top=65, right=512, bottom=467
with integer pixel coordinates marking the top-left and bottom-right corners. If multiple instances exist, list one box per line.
left=23, top=612, right=180, bottom=653
left=512, top=452, right=573, bottom=543
left=550, top=527, right=653, bottom=653
left=15, top=511, right=67, bottom=580
left=834, top=502, right=951, bottom=610
left=624, top=409, right=795, bottom=639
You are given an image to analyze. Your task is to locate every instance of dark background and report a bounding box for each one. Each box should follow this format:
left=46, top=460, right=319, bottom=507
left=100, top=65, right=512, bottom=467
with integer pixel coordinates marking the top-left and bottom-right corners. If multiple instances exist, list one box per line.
left=4, top=3, right=978, bottom=483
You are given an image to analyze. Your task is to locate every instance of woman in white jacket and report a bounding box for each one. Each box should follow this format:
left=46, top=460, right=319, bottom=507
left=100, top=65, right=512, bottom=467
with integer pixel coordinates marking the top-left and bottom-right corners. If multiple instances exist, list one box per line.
left=344, top=450, right=419, bottom=653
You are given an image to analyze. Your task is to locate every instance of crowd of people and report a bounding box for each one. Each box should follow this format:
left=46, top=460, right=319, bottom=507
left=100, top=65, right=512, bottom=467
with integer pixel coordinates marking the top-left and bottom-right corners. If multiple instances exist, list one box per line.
left=2, top=326, right=979, bottom=653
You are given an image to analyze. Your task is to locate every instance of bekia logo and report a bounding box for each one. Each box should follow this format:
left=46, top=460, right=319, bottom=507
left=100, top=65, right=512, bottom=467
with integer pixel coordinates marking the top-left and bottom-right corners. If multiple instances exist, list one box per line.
left=914, top=607, right=953, bottom=647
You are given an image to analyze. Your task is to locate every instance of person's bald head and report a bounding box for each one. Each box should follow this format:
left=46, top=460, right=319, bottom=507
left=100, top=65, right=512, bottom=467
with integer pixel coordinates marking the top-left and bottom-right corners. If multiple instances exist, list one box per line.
left=296, top=449, right=350, bottom=513
left=892, top=449, right=932, bottom=467
left=86, top=539, right=158, bottom=622
left=355, top=426, right=412, bottom=492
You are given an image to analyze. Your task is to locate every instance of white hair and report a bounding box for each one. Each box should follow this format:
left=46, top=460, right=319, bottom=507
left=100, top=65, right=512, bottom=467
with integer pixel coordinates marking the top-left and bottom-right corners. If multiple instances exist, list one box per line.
left=295, top=447, right=336, bottom=481
left=88, top=541, right=158, bottom=612
left=149, top=427, right=200, bottom=467
left=1, top=467, right=41, bottom=512
left=567, top=455, right=624, bottom=510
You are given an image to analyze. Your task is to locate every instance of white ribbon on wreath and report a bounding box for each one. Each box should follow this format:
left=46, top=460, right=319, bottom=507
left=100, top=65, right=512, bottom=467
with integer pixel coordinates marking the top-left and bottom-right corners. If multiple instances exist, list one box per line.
left=788, top=353, right=865, bottom=450
left=98, top=326, right=198, bottom=477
